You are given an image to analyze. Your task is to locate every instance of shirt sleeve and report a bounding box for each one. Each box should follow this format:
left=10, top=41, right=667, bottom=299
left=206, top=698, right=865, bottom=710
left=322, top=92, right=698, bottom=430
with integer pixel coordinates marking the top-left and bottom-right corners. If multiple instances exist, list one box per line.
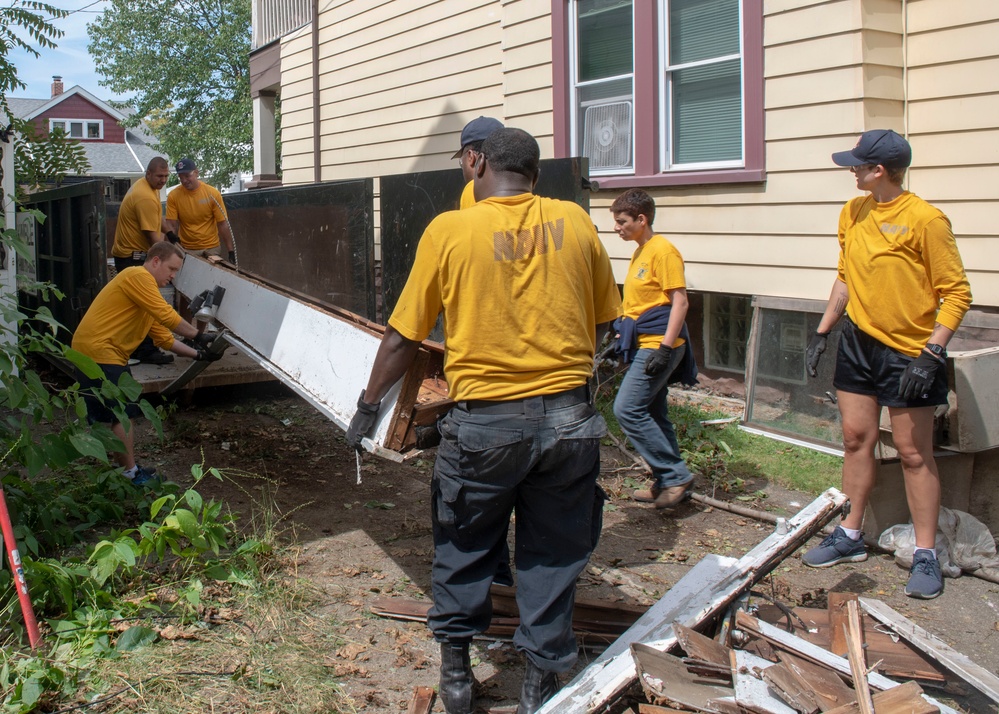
left=922, top=215, right=972, bottom=331
left=210, top=187, right=227, bottom=222
left=137, top=194, right=163, bottom=234
left=656, top=244, right=687, bottom=293
left=387, top=227, right=443, bottom=341
left=165, top=191, right=178, bottom=221
left=122, top=271, right=184, bottom=332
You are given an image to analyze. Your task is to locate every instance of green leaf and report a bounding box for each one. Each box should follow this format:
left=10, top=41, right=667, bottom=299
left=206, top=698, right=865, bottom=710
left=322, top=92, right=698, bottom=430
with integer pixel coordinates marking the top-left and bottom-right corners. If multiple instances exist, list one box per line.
left=69, top=432, right=109, bottom=462
left=62, top=347, right=104, bottom=379
left=363, top=500, right=396, bottom=510
left=149, top=495, right=173, bottom=520
left=174, top=508, right=201, bottom=541
left=116, top=625, right=158, bottom=652
left=184, top=489, right=203, bottom=515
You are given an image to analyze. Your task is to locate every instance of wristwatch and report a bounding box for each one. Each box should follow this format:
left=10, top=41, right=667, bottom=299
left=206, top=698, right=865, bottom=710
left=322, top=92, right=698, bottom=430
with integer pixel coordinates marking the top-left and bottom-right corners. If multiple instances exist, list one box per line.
left=924, top=342, right=946, bottom=359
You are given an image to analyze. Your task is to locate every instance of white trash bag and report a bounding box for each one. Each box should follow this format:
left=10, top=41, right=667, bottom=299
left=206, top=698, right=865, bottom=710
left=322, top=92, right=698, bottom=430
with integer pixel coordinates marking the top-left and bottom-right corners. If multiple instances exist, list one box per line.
left=878, top=506, right=999, bottom=582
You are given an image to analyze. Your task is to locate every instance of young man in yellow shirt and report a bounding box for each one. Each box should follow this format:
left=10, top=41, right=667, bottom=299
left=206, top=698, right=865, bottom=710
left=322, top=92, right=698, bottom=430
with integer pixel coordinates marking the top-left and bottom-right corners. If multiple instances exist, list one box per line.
left=73, top=242, right=220, bottom=485
left=165, top=158, right=235, bottom=262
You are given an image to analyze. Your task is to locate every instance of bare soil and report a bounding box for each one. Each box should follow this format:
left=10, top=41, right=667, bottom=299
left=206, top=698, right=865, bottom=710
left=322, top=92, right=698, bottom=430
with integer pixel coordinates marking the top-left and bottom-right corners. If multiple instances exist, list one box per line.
left=135, top=382, right=999, bottom=713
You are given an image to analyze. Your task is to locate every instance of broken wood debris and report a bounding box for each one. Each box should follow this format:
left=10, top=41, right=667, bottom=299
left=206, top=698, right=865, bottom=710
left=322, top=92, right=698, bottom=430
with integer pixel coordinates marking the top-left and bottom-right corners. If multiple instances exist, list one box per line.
left=405, top=685, right=435, bottom=714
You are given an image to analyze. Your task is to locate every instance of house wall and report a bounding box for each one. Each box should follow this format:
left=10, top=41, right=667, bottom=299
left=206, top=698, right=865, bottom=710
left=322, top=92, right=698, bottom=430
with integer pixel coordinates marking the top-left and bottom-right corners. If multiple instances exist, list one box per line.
left=271, top=0, right=999, bottom=308
left=34, top=94, right=125, bottom=143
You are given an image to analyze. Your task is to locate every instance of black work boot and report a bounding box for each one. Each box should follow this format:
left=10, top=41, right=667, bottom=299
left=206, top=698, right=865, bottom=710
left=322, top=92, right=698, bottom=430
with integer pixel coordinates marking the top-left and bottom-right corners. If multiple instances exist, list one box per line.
left=439, top=641, right=474, bottom=714
left=517, top=658, right=560, bottom=714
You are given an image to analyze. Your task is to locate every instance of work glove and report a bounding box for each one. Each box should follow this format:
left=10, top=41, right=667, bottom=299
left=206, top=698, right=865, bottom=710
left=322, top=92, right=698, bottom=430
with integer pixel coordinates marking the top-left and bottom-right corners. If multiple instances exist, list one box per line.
left=346, top=390, right=380, bottom=451
left=193, top=332, right=215, bottom=348
left=898, top=351, right=942, bottom=400
left=194, top=349, right=223, bottom=362
left=227, top=250, right=236, bottom=263
left=644, top=344, right=673, bottom=377
left=165, top=230, right=180, bottom=244
left=805, top=332, right=829, bottom=378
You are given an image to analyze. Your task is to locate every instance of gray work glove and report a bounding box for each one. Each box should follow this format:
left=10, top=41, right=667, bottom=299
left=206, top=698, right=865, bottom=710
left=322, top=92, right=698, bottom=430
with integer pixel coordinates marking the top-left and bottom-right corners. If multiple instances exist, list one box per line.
left=194, top=349, right=223, bottom=362
left=346, top=390, right=380, bottom=451
left=644, top=344, right=673, bottom=377
left=805, top=332, right=829, bottom=378
left=227, top=250, right=236, bottom=263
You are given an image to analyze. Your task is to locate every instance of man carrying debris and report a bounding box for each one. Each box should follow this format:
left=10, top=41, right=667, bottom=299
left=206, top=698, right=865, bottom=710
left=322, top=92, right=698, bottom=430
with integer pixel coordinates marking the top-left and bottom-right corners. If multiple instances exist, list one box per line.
left=452, top=116, right=503, bottom=209
left=73, top=242, right=220, bottom=485
left=165, top=158, right=236, bottom=263
left=803, top=129, right=972, bottom=599
left=346, top=128, right=621, bottom=713
left=109, top=156, right=174, bottom=365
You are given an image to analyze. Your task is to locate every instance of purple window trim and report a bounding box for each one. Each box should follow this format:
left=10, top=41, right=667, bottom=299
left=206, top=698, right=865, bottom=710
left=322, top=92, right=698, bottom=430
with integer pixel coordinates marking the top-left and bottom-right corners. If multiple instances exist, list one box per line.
left=552, top=0, right=765, bottom=185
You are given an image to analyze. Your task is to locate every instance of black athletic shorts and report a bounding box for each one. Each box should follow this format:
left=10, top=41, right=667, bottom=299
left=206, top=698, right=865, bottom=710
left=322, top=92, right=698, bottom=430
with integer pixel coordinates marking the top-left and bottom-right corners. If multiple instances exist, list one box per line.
left=79, top=363, right=143, bottom=424
left=833, top=317, right=948, bottom=408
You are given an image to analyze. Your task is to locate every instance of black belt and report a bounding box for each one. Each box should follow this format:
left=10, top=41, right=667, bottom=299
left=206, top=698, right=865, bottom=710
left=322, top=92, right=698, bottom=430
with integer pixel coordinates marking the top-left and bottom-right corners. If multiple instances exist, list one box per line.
left=458, top=385, right=589, bottom=415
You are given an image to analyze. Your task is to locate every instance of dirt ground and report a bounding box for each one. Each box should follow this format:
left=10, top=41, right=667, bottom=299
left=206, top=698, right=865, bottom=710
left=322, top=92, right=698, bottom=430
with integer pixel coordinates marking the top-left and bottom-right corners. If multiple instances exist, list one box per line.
left=133, top=380, right=999, bottom=713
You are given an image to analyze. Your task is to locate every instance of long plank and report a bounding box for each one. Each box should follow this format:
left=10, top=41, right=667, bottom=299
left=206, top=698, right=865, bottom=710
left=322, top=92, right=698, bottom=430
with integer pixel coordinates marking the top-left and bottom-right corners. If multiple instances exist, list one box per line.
left=173, top=254, right=404, bottom=451
left=822, top=681, right=938, bottom=714
left=844, top=601, right=874, bottom=714
left=734, top=612, right=958, bottom=714
left=538, top=488, right=848, bottom=713
left=859, top=597, right=999, bottom=704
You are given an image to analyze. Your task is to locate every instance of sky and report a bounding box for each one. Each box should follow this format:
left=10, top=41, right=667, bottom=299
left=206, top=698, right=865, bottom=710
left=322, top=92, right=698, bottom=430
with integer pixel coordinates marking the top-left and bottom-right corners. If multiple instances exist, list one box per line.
left=6, top=0, right=132, bottom=102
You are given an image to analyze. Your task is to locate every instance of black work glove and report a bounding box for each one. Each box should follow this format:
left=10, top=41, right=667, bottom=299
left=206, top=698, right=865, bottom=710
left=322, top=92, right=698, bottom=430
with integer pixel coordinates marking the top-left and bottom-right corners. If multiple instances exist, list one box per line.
left=193, top=332, right=215, bottom=348
left=346, top=390, right=380, bottom=451
left=194, top=349, right=223, bottom=362
left=644, top=344, right=674, bottom=377
left=227, top=250, right=236, bottom=263
left=898, top=351, right=942, bottom=400
left=165, top=230, right=180, bottom=244
left=805, top=332, right=829, bottom=378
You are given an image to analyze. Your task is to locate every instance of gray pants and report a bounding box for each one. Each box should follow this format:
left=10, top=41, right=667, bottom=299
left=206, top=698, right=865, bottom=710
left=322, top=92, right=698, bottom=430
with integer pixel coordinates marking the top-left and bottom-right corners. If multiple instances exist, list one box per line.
left=427, top=389, right=606, bottom=673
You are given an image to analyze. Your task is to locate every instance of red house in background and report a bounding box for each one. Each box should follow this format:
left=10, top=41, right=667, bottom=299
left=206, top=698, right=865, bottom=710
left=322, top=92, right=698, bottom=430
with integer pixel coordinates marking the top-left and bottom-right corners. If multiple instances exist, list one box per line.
left=9, top=76, right=163, bottom=199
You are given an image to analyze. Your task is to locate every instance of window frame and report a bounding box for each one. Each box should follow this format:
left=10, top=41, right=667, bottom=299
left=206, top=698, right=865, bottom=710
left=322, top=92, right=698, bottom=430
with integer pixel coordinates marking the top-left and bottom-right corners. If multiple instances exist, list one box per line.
left=48, top=118, right=104, bottom=140
left=553, top=0, right=764, bottom=188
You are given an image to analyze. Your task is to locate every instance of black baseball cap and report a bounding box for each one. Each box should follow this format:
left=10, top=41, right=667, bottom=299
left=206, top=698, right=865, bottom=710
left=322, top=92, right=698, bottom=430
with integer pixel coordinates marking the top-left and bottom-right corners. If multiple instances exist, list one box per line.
left=175, top=157, right=197, bottom=174
left=832, top=129, right=911, bottom=169
left=451, top=116, right=504, bottom=159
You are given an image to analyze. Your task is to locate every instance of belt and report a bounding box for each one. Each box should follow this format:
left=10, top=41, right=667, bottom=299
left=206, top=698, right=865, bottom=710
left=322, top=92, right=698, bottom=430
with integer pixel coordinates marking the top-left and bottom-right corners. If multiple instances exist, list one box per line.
left=458, top=384, right=589, bottom=415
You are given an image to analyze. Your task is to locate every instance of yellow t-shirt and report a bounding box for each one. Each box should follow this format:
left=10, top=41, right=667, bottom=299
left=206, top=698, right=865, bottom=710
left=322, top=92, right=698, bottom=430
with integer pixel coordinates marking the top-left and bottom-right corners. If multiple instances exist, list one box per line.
left=459, top=181, right=476, bottom=210
left=165, top=182, right=227, bottom=251
left=837, top=192, right=972, bottom=356
left=621, top=235, right=687, bottom=350
left=72, top=267, right=183, bottom=365
left=389, top=193, right=622, bottom=402
left=112, top=178, right=162, bottom=258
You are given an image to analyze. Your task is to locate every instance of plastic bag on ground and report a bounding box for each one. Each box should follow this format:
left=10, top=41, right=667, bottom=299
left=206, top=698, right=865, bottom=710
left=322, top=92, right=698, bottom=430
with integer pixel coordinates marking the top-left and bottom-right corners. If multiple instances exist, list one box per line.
left=878, top=506, right=999, bottom=581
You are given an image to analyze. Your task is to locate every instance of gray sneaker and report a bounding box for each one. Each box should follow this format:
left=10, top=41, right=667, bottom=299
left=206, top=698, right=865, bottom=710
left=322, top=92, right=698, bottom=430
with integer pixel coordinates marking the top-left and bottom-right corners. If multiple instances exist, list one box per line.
left=802, top=526, right=867, bottom=568
left=905, top=551, right=943, bottom=599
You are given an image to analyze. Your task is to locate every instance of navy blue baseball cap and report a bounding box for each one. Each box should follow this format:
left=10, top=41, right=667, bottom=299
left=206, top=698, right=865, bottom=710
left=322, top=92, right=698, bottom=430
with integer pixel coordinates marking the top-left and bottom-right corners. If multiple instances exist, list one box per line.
left=175, top=157, right=197, bottom=174
left=452, top=116, right=504, bottom=158
left=832, top=129, right=911, bottom=169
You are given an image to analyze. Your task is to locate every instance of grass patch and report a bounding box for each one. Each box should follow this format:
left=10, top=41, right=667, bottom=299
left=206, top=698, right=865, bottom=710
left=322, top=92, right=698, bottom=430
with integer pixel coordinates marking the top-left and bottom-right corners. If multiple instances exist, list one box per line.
left=80, top=570, right=354, bottom=713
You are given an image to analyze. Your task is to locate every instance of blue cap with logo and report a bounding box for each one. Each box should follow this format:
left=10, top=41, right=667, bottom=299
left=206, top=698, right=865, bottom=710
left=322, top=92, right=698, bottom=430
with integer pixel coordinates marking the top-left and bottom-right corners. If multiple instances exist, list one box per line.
left=175, top=157, right=197, bottom=174
left=452, top=116, right=504, bottom=158
left=832, top=129, right=911, bottom=169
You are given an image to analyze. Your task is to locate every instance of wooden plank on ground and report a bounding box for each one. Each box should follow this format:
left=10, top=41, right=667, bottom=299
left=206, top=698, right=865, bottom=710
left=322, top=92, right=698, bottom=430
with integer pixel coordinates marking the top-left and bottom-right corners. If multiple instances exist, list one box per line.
left=731, top=649, right=796, bottom=714
left=631, top=643, right=733, bottom=712
left=859, top=597, right=999, bottom=705
left=779, top=652, right=855, bottom=712
left=406, top=686, right=435, bottom=714
left=844, top=600, right=874, bottom=714
left=760, top=661, right=821, bottom=714
left=675, top=622, right=732, bottom=668
left=734, top=611, right=958, bottom=714
left=822, top=681, right=938, bottom=714
left=537, top=488, right=848, bottom=714
left=828, top=591, right=857, bottom=657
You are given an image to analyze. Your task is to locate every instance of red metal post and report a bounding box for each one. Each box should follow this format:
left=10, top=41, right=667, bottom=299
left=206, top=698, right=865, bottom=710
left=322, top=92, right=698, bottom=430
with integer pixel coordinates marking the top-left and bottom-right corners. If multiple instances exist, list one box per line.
left=0, top=487, right=41, bottom=649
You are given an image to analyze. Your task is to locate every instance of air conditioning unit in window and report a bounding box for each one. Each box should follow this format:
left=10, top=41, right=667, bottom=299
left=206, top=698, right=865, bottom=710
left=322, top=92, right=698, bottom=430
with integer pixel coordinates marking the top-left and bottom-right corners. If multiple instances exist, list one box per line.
left=582, top=99, right=633, bottom=170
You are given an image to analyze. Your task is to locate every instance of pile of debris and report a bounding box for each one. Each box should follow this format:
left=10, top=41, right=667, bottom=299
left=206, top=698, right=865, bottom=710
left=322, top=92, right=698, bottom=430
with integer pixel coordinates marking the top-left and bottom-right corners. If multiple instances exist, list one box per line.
left=380, top=488, right=999, bottom=713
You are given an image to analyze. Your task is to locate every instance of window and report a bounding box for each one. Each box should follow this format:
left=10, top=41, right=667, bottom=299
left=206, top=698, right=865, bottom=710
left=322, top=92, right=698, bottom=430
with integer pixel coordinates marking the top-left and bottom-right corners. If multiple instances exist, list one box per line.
left=555, top=0, right=763, bottom=187
left=48, top=119, right=103, bottom=140
left=704, top=294, right=750, bottom=372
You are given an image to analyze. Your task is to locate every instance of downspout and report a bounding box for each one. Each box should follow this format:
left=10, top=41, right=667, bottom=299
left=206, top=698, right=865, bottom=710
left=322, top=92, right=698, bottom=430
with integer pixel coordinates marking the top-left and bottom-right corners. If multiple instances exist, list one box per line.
left=901, top=0, right=909, bottom=189
left=312, top=0, right=320, bottom=183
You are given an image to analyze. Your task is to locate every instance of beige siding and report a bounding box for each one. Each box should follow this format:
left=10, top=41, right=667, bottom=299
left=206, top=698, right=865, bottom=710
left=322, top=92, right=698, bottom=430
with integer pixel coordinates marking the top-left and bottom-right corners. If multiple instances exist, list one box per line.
left=266, top=0, right=998, bottom=307
left=904, top=0, right=999, bottom=307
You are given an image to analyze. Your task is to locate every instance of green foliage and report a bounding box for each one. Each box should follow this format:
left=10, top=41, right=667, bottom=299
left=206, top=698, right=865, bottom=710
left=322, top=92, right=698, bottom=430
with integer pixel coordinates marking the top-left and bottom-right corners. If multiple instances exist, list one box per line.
left=0, top=1, right=92, bottom=191
left=88, top=0, right=253, bottom=187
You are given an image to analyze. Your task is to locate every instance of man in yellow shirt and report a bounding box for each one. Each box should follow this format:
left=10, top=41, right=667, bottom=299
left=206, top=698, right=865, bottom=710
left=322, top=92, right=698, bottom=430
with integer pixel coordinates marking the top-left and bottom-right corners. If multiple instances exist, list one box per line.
left=165, top=158, right=235, bottom=262
left=803, top=129, right=972, bottom=600
left=452, top=116, right=503, bottom=210
left=110, top=156, right=174, bottom=364
left=73, top=242, right=220, bottom=485
left=347, top=128, right=621, bottom=713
